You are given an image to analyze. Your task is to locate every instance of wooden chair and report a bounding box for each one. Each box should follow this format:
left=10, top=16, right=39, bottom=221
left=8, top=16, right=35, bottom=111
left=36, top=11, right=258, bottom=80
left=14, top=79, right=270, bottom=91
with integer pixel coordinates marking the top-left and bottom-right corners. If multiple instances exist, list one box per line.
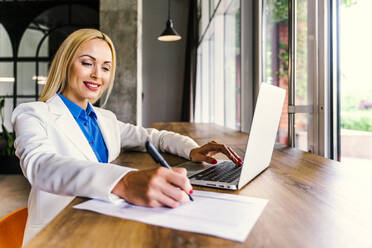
left=0, top=207, right=28, bottom=248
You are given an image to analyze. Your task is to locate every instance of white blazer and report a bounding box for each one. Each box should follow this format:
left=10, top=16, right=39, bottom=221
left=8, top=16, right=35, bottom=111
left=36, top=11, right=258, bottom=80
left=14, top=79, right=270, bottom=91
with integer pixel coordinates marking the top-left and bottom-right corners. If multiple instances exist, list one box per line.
left=11, top=94, right=199, bottom=246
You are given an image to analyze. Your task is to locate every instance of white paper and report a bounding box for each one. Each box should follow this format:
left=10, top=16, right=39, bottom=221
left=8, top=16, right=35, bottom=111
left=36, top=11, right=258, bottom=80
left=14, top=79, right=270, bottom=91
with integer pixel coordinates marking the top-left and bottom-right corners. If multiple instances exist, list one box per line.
left=73, top=190, right=267, bottom=242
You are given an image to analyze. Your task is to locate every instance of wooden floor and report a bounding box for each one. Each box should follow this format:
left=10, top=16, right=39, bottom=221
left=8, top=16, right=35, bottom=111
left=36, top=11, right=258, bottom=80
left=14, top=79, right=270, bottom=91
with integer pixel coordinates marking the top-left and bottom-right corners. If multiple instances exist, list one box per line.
left=0, top=174, right=30, bottom=219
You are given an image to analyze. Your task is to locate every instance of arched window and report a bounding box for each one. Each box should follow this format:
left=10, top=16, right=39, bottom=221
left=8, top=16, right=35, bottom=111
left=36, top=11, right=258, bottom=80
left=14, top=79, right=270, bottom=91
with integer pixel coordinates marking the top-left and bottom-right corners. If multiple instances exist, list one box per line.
left=0, top=23, right=14, bottom=131
left=0, top=1, right=99, bottom=132
left=17, top=27, right=49, bottom=105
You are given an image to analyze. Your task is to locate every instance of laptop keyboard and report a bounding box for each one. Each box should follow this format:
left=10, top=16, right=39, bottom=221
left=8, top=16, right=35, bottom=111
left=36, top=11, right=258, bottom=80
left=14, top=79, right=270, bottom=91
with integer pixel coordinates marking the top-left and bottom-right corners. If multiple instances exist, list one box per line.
left=189, top=161, right=242, bottom=183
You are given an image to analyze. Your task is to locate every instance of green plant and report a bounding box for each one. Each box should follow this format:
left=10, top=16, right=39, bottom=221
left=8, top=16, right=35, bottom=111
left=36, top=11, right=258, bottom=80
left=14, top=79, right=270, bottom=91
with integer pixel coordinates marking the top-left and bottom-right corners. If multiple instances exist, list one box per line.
left=265, top=0, right=288, bottom=24
left=341, top=0, right=358, bottom=7
left=0, top=98, right=16, bottom=156
left=278, top=42, right=289, bottom=77
left=341, top=110, right=372, bottom=132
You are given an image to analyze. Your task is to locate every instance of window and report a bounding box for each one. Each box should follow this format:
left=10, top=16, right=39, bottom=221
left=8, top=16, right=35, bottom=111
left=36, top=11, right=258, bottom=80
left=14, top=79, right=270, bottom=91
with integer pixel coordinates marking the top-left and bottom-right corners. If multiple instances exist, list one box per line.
left=261, top=0, right=289, bottom=145
left=224, top=1, right=241, bottom=129
left=195, top=0, right=241, bottom=130
left=261, top=0, right=320, bottom=153
left=0, top=1, right=99, bottom=134
left=196, top=0, right=322, bottom=152
left=0, top=23, right=50, bottom=132
left=0, top=24, right=13, bottom=131
left=337, top=0, right=372, bottom=165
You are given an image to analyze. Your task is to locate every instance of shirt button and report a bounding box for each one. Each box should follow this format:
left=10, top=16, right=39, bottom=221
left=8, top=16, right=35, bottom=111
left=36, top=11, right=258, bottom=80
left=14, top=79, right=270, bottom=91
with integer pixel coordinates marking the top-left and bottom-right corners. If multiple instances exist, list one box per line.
left=84, top=122, right=88, bottom=126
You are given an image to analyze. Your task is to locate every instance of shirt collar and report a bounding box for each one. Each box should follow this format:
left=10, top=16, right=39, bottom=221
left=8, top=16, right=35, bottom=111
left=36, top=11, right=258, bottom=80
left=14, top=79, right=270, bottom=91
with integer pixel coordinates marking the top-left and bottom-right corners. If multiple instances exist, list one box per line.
left=58, top=94, right=97, bottom=120
left=85, top=101, right=97, bottom=120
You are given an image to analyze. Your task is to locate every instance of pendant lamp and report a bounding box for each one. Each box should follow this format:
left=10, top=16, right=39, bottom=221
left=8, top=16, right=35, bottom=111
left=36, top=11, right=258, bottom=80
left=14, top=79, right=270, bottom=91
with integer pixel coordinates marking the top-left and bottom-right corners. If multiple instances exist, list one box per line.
left=158, top=0, right=182, bottom=42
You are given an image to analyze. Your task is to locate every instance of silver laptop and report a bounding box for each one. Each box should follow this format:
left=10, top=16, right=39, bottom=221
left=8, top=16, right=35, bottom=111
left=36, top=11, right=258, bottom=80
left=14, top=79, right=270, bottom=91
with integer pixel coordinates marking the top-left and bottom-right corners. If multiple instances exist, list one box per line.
left=177, top=83, right=285, bottom=190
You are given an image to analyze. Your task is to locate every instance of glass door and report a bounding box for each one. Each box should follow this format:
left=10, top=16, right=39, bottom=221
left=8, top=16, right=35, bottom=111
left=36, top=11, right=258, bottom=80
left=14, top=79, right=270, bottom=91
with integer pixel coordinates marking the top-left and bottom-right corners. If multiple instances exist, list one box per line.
left=261, top=0, right=289, bottom=146
left=338, top=0, right=372, bottom=165
left=261, top=0, right=318, bottom=153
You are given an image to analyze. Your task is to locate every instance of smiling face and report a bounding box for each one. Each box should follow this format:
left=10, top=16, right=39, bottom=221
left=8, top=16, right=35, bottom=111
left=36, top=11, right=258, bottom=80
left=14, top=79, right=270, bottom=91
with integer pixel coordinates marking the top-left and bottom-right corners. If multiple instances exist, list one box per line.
left=62, top=38, right=112, bottom=109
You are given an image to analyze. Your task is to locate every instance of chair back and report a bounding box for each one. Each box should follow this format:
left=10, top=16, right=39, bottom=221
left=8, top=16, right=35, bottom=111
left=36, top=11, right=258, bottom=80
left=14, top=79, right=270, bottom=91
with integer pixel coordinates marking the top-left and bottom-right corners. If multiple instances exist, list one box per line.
left=0, top=207, right=28, bottom=248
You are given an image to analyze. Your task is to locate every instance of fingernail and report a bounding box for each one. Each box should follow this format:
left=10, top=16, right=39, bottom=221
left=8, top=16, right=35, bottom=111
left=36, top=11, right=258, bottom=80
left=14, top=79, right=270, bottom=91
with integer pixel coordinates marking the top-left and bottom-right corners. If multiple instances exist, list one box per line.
left=238, top=158, right=242, bottom=163
left=212, top=159, right=218, bottom=164
left=189, top=189, right=193, bottom=194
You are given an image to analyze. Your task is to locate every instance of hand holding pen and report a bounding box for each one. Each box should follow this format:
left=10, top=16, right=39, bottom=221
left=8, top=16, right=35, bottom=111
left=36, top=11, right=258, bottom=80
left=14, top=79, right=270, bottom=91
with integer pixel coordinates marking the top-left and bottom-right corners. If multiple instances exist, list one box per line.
left=145, top=140, right=194, bottom=201
left=111, top=140, right=194, bottom=208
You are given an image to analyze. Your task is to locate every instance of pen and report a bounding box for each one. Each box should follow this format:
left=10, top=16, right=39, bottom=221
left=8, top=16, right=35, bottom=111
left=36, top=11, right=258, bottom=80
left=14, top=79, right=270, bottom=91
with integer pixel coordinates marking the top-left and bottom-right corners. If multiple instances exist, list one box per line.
left=145, top=140, right=194, bottom=201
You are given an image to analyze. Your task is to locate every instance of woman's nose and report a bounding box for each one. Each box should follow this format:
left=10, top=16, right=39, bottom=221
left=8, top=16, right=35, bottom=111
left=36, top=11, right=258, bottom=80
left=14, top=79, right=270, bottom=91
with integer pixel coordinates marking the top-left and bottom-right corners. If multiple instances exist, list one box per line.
left=91, top=66, right=100, bottom=79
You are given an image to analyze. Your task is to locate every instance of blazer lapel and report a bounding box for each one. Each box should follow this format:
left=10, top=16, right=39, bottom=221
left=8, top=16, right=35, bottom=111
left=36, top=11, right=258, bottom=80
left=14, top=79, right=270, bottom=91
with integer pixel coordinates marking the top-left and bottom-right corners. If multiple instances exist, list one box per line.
left=46, top=95, right=98, bottom=162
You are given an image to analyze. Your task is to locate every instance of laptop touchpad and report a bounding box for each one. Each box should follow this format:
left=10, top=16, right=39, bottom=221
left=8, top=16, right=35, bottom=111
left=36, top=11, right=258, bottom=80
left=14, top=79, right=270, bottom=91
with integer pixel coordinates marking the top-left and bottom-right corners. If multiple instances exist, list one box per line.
left=175, top=161, right=212, bottom=177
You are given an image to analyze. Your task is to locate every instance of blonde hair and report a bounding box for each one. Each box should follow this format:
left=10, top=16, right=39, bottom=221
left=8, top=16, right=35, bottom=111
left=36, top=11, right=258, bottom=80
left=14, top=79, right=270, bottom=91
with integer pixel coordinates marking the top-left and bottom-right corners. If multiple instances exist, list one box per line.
left=39, top=28, right=116, bottom=106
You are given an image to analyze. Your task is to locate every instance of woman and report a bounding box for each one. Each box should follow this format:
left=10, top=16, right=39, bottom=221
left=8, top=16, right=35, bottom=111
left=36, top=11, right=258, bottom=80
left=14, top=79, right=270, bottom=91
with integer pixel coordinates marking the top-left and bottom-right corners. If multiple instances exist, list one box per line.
left=11, top=29, right=242, bottom=245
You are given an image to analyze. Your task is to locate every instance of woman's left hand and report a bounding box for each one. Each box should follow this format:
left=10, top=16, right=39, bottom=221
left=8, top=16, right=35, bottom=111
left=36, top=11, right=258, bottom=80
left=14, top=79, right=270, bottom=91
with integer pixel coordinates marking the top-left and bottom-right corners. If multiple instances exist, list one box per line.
left=189, top=141, right=243, bottom=166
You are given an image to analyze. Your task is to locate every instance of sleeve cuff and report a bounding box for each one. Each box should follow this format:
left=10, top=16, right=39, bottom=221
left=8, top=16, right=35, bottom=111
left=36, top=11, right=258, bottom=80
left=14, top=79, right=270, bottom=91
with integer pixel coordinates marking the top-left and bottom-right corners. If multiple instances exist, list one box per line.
left=182, top=139, right=200, bottom=160
left=104, top=166, right=138, bottom=203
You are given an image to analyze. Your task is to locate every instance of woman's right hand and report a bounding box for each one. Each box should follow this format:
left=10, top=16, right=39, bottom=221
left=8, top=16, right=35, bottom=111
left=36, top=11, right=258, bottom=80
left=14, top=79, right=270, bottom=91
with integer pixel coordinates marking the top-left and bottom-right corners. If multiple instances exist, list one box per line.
left=111, top=167, right=193, bottom=208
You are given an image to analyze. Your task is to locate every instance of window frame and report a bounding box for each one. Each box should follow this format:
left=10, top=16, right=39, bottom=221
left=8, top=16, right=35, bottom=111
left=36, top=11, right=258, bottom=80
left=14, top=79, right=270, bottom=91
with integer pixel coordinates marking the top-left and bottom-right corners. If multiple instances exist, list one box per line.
left=196, top=0, right=253, bottom=131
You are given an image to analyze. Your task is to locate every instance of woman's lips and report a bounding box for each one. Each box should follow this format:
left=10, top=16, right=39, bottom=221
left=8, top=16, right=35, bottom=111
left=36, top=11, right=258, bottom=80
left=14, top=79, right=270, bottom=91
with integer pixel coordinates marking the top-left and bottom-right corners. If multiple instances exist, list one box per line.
left=83, top=81, right=101, bottom=91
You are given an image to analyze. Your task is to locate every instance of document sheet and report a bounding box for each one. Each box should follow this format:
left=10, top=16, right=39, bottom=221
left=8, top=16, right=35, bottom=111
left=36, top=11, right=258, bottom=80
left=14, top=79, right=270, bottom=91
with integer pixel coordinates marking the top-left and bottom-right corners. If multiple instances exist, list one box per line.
left=73, top=190, right=268, bottom=242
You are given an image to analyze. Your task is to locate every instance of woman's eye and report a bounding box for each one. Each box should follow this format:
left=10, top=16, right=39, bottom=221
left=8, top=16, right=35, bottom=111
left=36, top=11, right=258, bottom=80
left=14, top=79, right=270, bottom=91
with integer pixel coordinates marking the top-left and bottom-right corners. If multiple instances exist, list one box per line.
left=82, top=62, right=92, bottom=66
left=102, top=67, right=110, bottom=72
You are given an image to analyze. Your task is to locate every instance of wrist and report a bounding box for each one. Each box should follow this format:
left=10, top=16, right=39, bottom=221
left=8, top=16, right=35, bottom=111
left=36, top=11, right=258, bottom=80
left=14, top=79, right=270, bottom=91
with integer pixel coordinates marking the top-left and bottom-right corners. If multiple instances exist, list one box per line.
left=189, top=147, right=199, bottom=161
left=112, top=171, right=136, bottom=199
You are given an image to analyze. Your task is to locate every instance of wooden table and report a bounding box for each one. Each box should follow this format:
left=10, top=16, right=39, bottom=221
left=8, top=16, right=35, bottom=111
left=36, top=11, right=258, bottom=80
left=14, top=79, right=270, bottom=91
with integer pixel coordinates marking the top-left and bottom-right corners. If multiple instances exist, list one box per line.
left=26, top=123, right=372, bottom=248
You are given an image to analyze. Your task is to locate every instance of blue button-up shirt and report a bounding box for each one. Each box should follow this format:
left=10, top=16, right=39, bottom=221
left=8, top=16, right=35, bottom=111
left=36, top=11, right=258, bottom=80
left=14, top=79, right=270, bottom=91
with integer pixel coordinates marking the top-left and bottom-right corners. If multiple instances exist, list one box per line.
left=59, top=94, right=108, bottom=163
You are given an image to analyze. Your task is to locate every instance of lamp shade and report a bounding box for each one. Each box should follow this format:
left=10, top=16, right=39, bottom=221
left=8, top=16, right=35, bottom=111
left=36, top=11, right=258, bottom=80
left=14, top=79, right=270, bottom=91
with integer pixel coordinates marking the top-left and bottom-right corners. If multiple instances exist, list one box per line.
left=158, top=19, right=182, bottom=42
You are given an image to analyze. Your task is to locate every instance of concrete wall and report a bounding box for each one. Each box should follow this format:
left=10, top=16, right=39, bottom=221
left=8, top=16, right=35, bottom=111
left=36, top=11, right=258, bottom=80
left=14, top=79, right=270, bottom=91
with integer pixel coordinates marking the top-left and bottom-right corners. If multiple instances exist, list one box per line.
left=142, top=0, right=189, bottom=127
left=100, top=0, right=188, bottom=127
left=100, top=0, right=138, bottom=124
